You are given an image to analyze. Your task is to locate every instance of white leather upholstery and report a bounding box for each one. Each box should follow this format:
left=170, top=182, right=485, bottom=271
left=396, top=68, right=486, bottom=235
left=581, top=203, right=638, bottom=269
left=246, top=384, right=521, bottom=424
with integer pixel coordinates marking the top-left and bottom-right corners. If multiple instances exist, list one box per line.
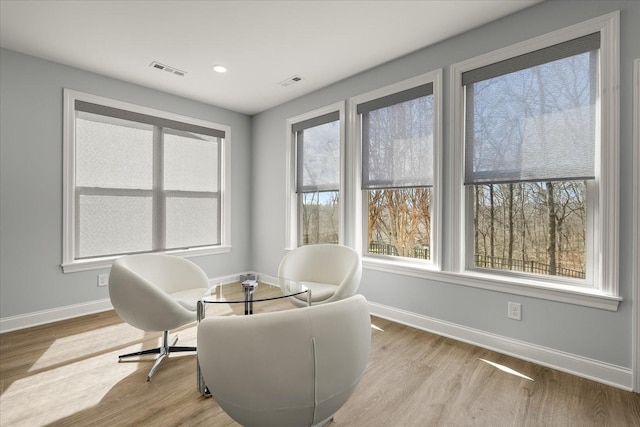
left=278, top=244, right=362, bottom=306
left=197, top=294, right=371, bottom=427
left=108, top=253, right=209, bottom=379
left=109, top=254, right=209, bottom=331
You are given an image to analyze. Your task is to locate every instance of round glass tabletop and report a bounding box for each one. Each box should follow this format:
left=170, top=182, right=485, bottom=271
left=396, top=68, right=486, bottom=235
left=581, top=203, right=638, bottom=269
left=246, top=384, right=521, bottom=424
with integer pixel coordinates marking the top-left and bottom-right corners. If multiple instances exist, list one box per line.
left=201, top=274, right=308, bottom=305
left=198, top=274, right=309, bottom=317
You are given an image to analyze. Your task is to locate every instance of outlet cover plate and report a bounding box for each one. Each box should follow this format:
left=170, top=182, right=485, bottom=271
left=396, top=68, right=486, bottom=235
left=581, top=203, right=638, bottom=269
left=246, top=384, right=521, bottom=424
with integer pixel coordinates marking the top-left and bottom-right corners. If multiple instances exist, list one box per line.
left=98, top=273, right=109, bottom=287
left=508, top=302, right=522, bottom=320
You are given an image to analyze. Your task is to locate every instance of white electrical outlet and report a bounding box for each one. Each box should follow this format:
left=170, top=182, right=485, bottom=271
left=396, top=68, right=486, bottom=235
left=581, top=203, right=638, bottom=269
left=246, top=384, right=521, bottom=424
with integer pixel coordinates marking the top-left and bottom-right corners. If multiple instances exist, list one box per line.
left=98, top=273, right=109, bottom=287
left=508, top=302, right=522, bottom=320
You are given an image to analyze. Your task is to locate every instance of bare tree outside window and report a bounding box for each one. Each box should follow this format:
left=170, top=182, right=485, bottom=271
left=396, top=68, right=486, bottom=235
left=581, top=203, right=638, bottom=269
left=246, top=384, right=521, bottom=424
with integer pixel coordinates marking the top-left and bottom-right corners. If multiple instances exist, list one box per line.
left=302, top=191, right=339, bottom=244
left=368, top=188, right=432, bottom=259
left=473, top=182, right=586, bottom=278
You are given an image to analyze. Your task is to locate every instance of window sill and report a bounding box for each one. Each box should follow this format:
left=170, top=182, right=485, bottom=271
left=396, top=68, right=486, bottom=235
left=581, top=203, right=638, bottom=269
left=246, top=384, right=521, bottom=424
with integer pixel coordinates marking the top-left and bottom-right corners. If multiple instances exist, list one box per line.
left=62, top=245, right=232, bottom=273
left=363, top=257, right=621, bottom=311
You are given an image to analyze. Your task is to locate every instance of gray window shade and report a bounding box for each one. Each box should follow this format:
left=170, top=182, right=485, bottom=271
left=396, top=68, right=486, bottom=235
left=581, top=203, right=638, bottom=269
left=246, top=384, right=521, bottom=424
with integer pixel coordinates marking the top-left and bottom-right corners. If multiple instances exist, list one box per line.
left=462, top=32, right=600, bottom=86
left=357, top=83, right=433, bottom=115
left=295, top=113, right=340, bottom=192
left=292, top=111, right=339, bottom=133
left=75, top=100, right=226, bottom=139
left=360, top=85, right=434, bottom=190
left=464, top=34, right=599, bottom=185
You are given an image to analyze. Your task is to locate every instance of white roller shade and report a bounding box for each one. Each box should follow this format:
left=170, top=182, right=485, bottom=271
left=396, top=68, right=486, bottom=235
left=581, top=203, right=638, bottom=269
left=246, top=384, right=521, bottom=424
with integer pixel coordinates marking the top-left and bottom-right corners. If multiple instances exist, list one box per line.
left=295, top=111, right=340, bottom=192
left=463, top=33, right=599, bottom=185
left=360, top=83, right=434, bottom=189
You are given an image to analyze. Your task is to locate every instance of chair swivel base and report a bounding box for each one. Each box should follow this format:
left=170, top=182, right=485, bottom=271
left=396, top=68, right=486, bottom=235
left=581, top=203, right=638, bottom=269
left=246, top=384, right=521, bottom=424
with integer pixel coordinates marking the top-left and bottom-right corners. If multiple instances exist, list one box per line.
left=118, top=330, right=196, bottom=381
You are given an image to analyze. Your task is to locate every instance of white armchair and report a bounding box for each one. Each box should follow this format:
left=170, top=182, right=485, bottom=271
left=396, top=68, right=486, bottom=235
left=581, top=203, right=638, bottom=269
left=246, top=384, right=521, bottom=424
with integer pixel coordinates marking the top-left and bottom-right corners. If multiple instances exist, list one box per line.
left=278, top=244, right=362, bottom=306
left=197, top=294, right=371, bottom=427
left=108, top=253, right=209, bottom=380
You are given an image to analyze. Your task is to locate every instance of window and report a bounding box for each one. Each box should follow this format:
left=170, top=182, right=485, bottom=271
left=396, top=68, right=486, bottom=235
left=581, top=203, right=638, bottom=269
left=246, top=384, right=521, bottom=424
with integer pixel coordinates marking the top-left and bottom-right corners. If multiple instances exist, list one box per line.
left=352, top=72, right=441, bottom=267
left=465, top=33, right=598, bottom=282
left=451, top=12, right=619, bottom=299
left=63, top=90, right=230, bottom=272
left=287, top=103, right=344, bottom=247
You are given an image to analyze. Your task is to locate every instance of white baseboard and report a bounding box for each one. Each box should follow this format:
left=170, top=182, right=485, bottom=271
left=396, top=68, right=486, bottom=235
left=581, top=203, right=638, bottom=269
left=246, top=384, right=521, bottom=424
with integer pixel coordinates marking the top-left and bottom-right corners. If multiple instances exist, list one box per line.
left=0, top=298, right=114, bottom=333
left=0, top=273, right=246, bottom=334
left=369, top=301, right=633, bottom=392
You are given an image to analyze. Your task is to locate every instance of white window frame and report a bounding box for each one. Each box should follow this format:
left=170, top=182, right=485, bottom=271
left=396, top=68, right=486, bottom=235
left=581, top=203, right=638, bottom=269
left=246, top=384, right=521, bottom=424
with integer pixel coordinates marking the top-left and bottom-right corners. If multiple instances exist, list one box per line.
left=349, top=71, right=443, bottom=272
left=285, top=101, right=346, bottom=249
left=632, top=57, right=640, bottom=392
left=449, top=12, right=620, bottom=310
left=62, top=89, right=231, bottom=272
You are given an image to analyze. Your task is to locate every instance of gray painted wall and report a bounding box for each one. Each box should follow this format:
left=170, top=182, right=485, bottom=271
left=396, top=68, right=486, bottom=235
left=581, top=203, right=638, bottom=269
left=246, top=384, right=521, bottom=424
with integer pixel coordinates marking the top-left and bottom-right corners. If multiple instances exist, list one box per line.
left=0, top=48, right=253, bottom=319
left=251, top=0, right=640, bottom=368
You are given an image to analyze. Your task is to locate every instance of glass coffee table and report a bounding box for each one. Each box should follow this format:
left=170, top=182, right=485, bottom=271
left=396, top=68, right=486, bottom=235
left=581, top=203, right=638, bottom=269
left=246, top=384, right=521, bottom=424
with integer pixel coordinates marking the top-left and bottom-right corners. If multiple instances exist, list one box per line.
left=196, top=275, right=309, bottom=396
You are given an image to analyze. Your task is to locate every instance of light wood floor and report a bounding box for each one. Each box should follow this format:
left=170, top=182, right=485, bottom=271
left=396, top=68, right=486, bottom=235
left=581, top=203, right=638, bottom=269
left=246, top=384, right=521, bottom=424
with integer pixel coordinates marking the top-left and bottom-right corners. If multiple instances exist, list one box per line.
left=1, top=296, right=639, bottom=426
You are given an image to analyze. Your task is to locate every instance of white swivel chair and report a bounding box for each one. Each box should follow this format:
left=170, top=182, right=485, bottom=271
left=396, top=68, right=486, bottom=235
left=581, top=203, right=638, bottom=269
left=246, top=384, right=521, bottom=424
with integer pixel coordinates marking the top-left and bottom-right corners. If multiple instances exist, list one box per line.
left=197, top=294, right=371, bottom=427
left=278, top=244, right=362, bottom=307
left=108, top=253, right=209, bottom=381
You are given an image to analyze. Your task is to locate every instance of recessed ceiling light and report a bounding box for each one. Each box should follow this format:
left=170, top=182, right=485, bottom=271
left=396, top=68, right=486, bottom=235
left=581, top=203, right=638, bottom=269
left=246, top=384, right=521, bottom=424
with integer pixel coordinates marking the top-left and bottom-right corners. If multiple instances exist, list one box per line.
left=213, top=65, right=227, bottom=73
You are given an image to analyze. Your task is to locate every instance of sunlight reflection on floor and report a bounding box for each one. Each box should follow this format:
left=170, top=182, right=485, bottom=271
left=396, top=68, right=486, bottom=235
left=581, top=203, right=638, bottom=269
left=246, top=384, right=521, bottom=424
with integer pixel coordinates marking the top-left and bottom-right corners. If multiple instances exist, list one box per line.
left=2, top=318, right=199, bottom=427
left=1, top=349, right=138, bottom=426
left=479, top=358, right=534, bottom=381
left=29, top=323, right=145, bottom=371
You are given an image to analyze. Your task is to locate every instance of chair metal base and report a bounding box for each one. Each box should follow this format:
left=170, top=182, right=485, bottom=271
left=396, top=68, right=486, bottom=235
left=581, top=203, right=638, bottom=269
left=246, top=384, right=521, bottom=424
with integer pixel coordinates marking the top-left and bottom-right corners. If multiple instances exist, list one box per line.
left=118, top=330, right=196, bottom=381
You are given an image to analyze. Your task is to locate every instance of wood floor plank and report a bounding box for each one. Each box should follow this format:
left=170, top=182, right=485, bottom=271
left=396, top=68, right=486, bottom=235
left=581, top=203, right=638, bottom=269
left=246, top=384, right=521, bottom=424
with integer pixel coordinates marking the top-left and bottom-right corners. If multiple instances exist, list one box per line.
left=1, top=303, right=639, bottom=426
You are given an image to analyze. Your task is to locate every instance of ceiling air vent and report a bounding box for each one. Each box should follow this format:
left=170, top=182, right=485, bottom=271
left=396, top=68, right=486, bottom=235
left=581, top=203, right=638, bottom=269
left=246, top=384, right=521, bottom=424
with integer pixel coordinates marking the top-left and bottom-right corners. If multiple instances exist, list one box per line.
left=279, top=75, right=303, bottom=87
left=150, top=61, right=186, bottom=77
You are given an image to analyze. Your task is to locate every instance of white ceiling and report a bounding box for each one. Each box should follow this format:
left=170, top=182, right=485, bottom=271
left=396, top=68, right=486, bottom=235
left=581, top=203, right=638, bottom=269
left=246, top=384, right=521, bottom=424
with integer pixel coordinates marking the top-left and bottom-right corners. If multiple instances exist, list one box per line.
left=0, top=0, right=541, bottom=115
